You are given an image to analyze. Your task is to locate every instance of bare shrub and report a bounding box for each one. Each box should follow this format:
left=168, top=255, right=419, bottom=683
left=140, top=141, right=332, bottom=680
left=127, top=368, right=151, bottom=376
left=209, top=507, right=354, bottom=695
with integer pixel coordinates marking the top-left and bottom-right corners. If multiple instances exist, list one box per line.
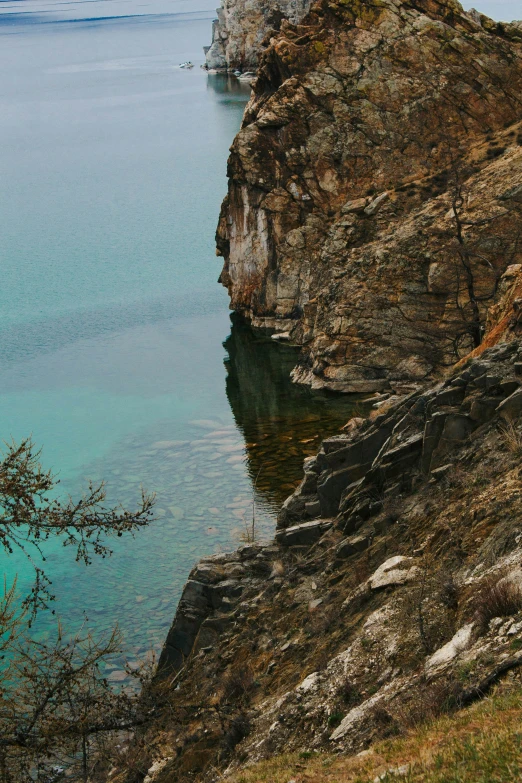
left=345, top=556, right=372, bottom=591
left=395, top=561, right=460, bottom=662
left=440, top=577, right=460, bottom=612
left=220, top=664, right=255, bottom=705
left=382, top=495, right=402, bottom=524
left=270, top=560, right=285, bottom=578
left=395, top=677, right=462, bottom=728
left=306, top=605, right=336, bottom=637
left=471, top=572, right=522, bottom=633
left=366, top=704, right=400, bottom=739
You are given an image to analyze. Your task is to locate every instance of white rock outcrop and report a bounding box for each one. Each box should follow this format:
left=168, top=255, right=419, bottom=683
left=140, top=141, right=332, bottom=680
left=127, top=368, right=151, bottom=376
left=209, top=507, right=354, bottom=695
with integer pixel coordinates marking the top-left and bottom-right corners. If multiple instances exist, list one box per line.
left=205, top=0, right=312, bottom=71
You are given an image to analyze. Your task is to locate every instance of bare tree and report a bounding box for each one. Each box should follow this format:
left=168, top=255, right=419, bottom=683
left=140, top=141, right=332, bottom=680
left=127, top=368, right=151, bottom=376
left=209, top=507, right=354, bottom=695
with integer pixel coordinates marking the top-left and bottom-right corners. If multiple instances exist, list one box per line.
left=0, top=439, right=157, bottom=781
left=0, top=438, right=154, bottom=617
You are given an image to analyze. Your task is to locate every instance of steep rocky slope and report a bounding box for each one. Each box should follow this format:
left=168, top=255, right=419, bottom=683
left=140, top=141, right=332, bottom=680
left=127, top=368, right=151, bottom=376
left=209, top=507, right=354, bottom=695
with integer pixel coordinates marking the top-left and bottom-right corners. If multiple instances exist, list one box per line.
left=113, top=330, right=522, bottom=783
left=217, top=0, right=522, bottom=392
left=204, top=0, right=313, bottom=71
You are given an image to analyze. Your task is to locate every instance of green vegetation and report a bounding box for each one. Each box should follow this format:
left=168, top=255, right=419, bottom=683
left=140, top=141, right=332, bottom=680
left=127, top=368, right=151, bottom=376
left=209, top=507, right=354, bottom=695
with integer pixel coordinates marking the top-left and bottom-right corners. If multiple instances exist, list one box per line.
left=228, top=683, right=522, bottom=783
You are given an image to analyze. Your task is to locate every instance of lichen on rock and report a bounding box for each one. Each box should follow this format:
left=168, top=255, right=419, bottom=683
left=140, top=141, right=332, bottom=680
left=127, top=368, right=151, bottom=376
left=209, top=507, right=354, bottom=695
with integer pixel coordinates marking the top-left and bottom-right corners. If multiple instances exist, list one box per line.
left=217, top=0, right=522, bottom=392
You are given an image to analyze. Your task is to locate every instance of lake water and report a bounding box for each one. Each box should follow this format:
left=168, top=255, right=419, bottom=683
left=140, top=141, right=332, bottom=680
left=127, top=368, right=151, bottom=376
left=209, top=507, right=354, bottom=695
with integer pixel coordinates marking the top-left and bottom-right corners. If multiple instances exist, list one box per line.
left=1, top=0, right=515, bottom=672
left=0, top=4, right=366, bottom=666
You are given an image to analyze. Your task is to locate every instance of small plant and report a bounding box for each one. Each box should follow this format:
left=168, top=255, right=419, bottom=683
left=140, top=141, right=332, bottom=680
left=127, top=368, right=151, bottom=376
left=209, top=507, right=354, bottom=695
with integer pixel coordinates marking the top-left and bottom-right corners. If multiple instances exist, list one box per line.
left=335, top=677, right=361, bottom=706
left=472, top=571, right=522, bottom=634
left=327, top=711, right=344, bottom=728
left=457, top=661, right=476, bottom=683
left=498, top=416, right=522, bottom=456
left=220, top=664, right=255, bottom=705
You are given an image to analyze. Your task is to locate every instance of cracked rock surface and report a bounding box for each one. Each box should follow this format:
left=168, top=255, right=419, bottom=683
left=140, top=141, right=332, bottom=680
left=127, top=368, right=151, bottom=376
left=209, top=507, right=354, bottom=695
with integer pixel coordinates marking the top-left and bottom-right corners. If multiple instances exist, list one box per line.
left=217, top=0, right=522, bottom=391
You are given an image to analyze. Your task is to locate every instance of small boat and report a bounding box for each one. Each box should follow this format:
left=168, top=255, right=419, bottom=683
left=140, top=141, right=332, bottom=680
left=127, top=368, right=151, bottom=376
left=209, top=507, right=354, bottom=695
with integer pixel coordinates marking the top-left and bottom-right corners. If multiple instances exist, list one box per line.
left=179, top=61, right=194, bottom=69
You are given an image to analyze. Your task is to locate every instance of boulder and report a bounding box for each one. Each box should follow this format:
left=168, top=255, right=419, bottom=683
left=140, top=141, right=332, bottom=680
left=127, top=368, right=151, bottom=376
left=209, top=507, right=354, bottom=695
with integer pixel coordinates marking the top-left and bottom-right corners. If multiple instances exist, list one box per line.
left=497, top=388, right=522, bottom=419
left=425, top=624, right=474, bottom=673
left=369, top=556, right=420, bottom=590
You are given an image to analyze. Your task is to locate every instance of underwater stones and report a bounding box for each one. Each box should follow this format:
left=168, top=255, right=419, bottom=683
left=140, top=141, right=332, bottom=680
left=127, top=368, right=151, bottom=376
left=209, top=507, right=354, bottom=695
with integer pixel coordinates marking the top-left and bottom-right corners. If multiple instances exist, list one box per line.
left=152, top=440, right=189, bottom=449
left=189, top=419, right=223, bottom=429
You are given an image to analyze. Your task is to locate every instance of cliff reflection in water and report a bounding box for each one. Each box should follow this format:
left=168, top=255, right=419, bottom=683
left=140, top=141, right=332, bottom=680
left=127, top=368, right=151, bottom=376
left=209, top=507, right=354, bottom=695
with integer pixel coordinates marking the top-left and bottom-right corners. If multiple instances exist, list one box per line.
left=224, top=315, right=368, bottom=512
left=206, top=73, right=252, bottom=103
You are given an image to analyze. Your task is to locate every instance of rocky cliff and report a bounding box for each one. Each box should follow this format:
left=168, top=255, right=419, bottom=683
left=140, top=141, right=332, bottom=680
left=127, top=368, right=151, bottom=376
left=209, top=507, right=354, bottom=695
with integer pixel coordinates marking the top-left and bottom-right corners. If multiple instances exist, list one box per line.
left=115, top=330, right=522, bottom=783
left=217, top=0, right=522, bottom=392
left=204, top=0, right=313, bottom=71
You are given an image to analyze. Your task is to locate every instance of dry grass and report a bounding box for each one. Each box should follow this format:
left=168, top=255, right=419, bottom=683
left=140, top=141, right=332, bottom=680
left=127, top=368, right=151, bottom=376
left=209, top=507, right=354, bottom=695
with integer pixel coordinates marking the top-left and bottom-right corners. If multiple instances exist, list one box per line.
left=498, top=416, right=522, bottom=456
left=471, top=571, right=522, bottom=634
left=219, top=664, right=255, bottom=706
left=225, top=683, right=522, bottom=783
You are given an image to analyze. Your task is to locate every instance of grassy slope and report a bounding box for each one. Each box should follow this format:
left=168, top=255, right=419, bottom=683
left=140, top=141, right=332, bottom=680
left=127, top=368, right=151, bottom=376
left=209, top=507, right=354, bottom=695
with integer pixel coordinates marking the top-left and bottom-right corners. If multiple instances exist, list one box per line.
left=228, top=682, right=522, bottom=782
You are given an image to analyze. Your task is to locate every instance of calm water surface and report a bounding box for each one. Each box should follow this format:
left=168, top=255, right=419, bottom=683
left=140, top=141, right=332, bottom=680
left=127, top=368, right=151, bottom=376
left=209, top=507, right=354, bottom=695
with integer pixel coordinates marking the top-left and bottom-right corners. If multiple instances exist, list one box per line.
left=0, top=4, right=364, bottom=668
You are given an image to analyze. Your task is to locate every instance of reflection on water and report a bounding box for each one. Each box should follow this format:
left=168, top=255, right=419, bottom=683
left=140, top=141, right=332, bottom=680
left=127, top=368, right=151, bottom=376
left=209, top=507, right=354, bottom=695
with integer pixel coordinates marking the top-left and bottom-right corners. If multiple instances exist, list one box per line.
left=0, top=10, right=364, bottom=677
left=207, top=73, right=252, bottom=101
left=225, top=315, right=368, bottom=511
left=16, top=314, right=367, bottom=679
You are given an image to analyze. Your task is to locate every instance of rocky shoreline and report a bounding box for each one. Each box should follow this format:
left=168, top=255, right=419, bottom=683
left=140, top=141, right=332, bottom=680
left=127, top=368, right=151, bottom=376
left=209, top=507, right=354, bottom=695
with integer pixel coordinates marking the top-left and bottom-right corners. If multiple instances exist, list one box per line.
left=121, top=334, right=522, bottom=783
left=109, top=2, right=522, bottom=781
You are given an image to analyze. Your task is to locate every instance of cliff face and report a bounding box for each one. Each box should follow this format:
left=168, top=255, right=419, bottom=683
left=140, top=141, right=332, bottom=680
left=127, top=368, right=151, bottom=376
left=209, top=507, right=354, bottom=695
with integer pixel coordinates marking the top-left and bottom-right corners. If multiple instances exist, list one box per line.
left=205, top=0, right=313, bottom=71
left=120, top=336, right=522, bottom=783
left=217, top=0, right=522, bottom=392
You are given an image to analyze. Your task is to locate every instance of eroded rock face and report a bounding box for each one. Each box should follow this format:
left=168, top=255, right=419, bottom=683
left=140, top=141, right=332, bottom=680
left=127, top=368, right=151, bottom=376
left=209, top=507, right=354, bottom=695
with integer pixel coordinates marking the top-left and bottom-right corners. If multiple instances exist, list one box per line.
left=205, top=0, right=313, bottom=71
left=217, top=0, right=522, bottom=391
left=278, top=339, right=522, bottom=527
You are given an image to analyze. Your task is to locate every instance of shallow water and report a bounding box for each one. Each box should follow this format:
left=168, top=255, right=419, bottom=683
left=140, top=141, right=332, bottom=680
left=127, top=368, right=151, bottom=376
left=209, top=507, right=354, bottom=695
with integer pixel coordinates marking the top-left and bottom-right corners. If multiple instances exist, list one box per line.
left=0, top=5, right=367, bottom=671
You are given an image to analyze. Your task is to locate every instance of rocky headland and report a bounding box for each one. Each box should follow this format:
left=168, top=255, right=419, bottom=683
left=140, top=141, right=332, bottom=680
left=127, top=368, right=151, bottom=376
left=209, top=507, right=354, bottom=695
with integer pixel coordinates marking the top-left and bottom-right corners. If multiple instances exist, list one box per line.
left=217, top=0, right=522, bottom=392
left=111, top=2, right=522, bottom=781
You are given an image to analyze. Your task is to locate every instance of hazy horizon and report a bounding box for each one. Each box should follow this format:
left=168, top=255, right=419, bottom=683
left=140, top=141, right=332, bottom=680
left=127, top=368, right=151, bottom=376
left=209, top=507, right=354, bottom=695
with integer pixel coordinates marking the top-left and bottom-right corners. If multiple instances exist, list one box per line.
left=0, top=0, right=520, bottom=26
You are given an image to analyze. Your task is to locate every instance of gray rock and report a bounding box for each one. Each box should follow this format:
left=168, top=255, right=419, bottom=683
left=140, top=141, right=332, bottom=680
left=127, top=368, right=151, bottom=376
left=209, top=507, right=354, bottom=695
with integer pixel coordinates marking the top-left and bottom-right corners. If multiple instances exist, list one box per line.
left=305, top=499, right=321, bottom=518
left=497, top=388, right=522, bottom=418
left=469, top=396, right=504, bottom=424
left=336, top=534, right=369, bottom=558
left=430, top=464, right=452, bottom=481
left=369, top=556, right=420, bottom=590
left=434, top=387, right=466, bottom=407
left=275, top=520, right=332, bottom=547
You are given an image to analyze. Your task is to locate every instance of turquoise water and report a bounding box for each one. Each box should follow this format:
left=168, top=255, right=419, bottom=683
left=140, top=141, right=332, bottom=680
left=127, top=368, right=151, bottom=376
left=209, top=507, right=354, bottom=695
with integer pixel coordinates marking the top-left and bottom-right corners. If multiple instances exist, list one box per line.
left=0, top=6, right=361, bottom=667
left=1, top=0, right=512, bottom=673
